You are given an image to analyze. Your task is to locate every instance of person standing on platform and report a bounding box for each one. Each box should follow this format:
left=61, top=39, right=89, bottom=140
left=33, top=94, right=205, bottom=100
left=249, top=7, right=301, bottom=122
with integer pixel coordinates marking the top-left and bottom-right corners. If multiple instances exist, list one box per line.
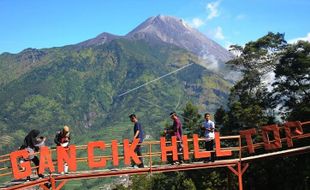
left=129, top=114, right=144, bottom=168
left=20, top=129, right=46, bottom=180
left=169, top=111, right=183, bottom=164
left=54, top=125, right=71, bottom=147
left=54, top=125, right=71, bottom=174
left=201, top=113, right=215, bottom=162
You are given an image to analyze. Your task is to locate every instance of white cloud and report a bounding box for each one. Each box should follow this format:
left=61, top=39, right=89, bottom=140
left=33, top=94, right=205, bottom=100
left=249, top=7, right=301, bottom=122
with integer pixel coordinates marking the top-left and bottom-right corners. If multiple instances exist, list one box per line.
left=214, top=26, right=225, bottom=40
left=206, top=0, right=221, bottom=20
left=236, top=14, right=246, bottom=20
left=188, top=17, right=205, bottom=28
left=185, top=0, right=222, bottom=30
left=288, top=33, right=310, bottom=44
left=201, top=54, right=220, bottom=71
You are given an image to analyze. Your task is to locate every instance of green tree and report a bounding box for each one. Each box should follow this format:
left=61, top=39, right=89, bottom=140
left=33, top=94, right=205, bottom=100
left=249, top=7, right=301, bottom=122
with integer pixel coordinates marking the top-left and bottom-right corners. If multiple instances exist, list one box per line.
left=220, top=32, right=287, bottom=132
left=218, top=34, right=310, bottom=190
left=228, top=32, right=287, bottom=72
left=214, top=106, right=226, bottom=127
left=150, top=172, right=196, bottom=190
left=181, top=102, right=202, bottom=137
left=272, top=40, right=310, bottom=121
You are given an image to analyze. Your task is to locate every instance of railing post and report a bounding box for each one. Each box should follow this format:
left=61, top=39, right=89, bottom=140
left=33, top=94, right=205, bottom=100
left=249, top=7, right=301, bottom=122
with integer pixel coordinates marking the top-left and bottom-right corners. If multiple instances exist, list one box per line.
left=239, top=136, right=242, bottom=162
left=239, top=135, right=243, bottom=190
left=238, top=162, right=243, bottom=190
left=149, top=143, right=152, bottom=174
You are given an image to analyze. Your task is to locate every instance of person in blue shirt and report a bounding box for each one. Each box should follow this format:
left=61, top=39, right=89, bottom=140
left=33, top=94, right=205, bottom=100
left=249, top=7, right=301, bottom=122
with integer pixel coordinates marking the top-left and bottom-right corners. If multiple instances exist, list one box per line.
left=129, top=114, right=144, bottom=168
left=201, top=113, right=215, bottom=162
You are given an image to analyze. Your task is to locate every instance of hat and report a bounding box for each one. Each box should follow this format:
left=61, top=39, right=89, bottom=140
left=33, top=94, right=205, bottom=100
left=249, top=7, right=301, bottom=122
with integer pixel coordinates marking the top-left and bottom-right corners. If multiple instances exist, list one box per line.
left=63, top=125, right=70, bottom=132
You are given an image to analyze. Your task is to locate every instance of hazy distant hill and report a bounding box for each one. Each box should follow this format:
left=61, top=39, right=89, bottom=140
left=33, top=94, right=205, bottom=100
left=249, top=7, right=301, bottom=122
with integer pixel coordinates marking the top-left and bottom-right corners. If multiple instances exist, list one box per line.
left=0, top=15, right=233, bottom=155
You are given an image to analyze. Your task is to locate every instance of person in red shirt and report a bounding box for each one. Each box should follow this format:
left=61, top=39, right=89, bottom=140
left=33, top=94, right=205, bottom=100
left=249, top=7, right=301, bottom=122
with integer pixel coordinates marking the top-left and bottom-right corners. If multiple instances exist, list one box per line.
left=169, top=112, right=183, bottom=164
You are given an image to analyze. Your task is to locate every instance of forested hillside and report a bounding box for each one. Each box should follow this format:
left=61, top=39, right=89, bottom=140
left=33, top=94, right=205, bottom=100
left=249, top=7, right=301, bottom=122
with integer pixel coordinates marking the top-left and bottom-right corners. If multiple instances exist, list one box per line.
left=0, top=39, right=232, bottom=154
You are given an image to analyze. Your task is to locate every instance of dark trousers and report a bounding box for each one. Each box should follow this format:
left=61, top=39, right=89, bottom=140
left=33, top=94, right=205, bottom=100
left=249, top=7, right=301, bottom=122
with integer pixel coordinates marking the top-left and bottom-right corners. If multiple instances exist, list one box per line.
left=32, top=156, right=50, bottom=188
left=134, top=145, right=144, bottom=168
left=26, top=156, right=44, bottom=179
left=165, top=141, right=174, bottom=164
left=205, top=140, right=215, bottom=162
left=165, top=141, right=183, bottom=164
left=32, top=156, right=39, bottom=166
left=32, top=156, right=44, bottom=178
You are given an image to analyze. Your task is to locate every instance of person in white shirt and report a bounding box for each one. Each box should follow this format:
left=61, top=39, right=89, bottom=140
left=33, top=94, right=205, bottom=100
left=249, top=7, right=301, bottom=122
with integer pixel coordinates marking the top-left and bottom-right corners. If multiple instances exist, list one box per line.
left=201, top=113, right=215, bottom=162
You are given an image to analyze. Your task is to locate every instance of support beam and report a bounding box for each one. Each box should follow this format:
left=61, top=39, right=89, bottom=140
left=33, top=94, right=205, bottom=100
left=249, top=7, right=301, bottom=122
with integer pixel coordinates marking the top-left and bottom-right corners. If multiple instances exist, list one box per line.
left=241, top=163, right=249, bottom=175
left=50, top=177, right=56, bottom=190
left=39, top=184, right=50, bottom=190
left=55, top=179, right=68, bottom=190
left=227, top=162, right=249, bottom=190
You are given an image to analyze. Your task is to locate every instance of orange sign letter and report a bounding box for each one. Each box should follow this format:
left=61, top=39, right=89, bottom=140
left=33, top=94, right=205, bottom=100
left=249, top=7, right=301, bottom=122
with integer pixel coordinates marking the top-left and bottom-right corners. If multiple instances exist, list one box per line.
left=182, top=135, right=189, bottom=160
left=193, top=134, right=210, bottom=159
left=57, top=145, right=77, bottom=173
left=284, top=121, right=303, bottom=147
left=215, top=132, right=232, bottom=157
left=10, top=150, right=32, bottom=179
left=240, top=128, right=257, bottom=153
left=123, top=139, right=141, bottom=165
left=160, top=136, right=178, bottom=162
left=39, top=146, right=55, bottom=174
left=88, top=141, right=106, bottom=168
left=262, top=124, right=282, bottom=150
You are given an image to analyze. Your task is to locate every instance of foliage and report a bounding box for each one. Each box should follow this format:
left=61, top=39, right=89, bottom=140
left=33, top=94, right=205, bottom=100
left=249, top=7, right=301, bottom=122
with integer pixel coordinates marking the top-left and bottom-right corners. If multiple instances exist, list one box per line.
left=228, top=32, right=287, bottom=73
left=3, top=30, right=309, bottom=190
left=218, top=32, right=310, bottom=190
left=272, top=41, right=310, bottom=121
left=120, top=172, right=197, bottom=190
left=214, top=106, right=226, bottom=127
left=181, top=102, right=202, bottom=137
left=0, top=39, right=233, bottom=155
left=218, top=32, right=287, bottom=133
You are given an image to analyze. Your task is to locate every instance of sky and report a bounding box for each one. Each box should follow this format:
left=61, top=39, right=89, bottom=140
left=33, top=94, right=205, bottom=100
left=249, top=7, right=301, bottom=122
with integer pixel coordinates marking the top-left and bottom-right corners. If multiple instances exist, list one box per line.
left=1, top=0, right=310, bottom=54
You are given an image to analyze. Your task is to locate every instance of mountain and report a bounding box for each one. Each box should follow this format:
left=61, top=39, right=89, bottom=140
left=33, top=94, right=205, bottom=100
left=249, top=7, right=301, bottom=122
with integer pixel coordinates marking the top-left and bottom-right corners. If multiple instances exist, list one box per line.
left=0, top=39, right=232, bottom=152
left=126, top=15, right=233, bottom=63
left=0, top=15, right=235, bottom=189
left=76, top=15, right=233, bottom=74
left=0, top=15, right=233, bottom=158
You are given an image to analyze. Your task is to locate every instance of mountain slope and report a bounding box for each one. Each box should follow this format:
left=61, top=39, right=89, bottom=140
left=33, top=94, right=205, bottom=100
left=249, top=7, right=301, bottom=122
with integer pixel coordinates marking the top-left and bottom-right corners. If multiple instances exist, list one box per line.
left=74, top=15, right=233, bottom=75
left=0, top=48, right=48, bottom=86
left=76, top=32, right=122, bottom=48
left=0, top=39, right=232, bottom=154
left=0, top=16, right=234, bottom=189
left=0, top=15, right=234, bottom=157
left=126, top=15, right=233, bottom=63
